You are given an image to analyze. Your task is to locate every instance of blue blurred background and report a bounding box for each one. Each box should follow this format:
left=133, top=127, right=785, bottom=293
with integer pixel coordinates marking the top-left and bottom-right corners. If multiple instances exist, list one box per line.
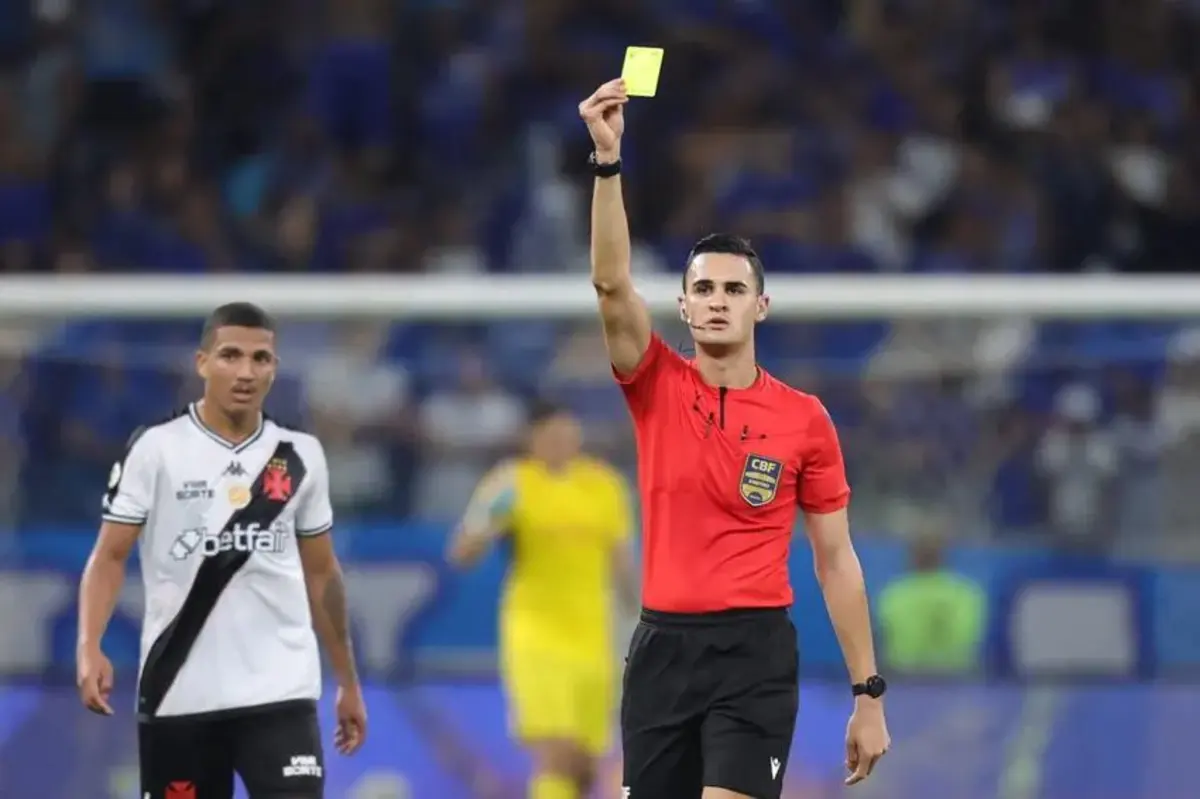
left=1, top=0, right=1200, bottom=796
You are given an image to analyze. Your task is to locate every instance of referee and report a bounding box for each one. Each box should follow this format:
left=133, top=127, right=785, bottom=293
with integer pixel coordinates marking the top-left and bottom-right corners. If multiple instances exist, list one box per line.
left=580, top=79, right=891, bottom=798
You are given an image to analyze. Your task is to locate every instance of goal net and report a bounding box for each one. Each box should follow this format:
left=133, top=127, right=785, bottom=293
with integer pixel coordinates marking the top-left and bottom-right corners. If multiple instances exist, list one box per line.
left=1, top=272, right=1197, bottom=558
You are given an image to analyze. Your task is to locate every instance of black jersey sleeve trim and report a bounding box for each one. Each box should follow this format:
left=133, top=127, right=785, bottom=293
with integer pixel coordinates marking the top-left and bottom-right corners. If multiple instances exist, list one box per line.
left=101, top=513, right=147, bottom=525
left=295, top=521, right=333, bottom=538
left=137, top=440, right=310, bottom=720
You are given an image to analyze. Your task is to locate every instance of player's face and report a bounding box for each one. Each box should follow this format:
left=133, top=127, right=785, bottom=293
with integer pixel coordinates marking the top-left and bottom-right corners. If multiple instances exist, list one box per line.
left=196, top=326, right=277, bottom=413
left=680, top=253, right=768, bottom=347
left=530, top=413, right=583, bottom=466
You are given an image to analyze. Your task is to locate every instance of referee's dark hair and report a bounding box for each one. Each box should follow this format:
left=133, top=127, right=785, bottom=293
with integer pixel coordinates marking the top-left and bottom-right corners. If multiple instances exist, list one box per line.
left=200, top=302, right=276, bottom=349
left=684, top=233, right=765, bottom=295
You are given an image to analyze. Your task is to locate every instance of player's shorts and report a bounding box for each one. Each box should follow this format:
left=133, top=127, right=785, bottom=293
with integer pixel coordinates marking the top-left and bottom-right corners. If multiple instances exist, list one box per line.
left=501, top=622, right=617, bottom=756
left=621, top=607, right=799, bottom=798
left=139, top=699, right=324, bottom=798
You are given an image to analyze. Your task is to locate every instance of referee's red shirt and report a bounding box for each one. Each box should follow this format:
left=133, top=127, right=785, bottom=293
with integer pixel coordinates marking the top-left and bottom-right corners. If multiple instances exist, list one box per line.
left=616, top=335, right=850, bottom=613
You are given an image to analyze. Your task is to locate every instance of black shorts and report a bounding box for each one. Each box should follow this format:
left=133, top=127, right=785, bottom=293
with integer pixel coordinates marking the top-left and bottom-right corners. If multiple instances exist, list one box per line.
left=139, top=699, right=324, bottom=799
left=621, top=607, right=799, bottom=798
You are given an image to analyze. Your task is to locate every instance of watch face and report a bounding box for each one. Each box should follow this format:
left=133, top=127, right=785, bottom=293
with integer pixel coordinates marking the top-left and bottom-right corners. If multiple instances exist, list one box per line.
left=867, top=675, right=887, bottom=697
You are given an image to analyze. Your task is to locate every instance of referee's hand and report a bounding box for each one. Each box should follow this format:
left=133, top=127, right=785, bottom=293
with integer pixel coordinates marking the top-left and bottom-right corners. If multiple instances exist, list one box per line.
left=578, top=79, right=627, bottom=159
left=76, top=646, right=115, bottom=716
left=845, top=698, right=890, bottom=785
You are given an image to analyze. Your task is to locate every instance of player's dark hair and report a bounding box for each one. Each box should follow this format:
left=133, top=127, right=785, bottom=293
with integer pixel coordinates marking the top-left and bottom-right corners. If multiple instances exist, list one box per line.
left=683, top=233, right=765, bottom=295
left=200, top=302, right=275, bottom=349
left=910, top=534, right=945, bottom=572
left=528, top=399, right=570, bottom=426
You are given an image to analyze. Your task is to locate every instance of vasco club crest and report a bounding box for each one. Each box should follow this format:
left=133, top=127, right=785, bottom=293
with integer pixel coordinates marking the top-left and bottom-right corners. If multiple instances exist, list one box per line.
left=264, top=458, right=293, bottom=502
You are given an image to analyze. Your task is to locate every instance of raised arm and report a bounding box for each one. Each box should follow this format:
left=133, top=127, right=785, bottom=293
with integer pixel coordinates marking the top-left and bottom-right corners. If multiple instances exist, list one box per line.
left=579, top=79, right=652, bottom=376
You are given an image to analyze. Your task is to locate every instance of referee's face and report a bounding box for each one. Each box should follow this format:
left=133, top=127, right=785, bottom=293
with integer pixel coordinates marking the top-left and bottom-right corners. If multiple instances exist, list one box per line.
left=196, top=325, right=277, bottom=413
left=680, top=253, right=767, bottom=348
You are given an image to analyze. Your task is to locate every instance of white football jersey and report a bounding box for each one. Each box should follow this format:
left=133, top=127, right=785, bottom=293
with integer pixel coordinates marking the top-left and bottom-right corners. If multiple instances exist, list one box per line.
left=102, top=402, right=333, bottom=718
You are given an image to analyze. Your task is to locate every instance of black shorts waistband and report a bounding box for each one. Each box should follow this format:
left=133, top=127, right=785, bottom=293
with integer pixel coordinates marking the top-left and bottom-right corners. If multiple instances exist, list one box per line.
left=639, top=606, right=789, bottom=628
left=138, top=697, right=316, bottom=725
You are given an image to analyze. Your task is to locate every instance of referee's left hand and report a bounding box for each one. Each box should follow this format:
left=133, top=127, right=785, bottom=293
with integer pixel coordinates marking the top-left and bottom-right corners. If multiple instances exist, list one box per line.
left=334, top=683, right=368, bottom=755
left=845, top=698, right=890, bottom=785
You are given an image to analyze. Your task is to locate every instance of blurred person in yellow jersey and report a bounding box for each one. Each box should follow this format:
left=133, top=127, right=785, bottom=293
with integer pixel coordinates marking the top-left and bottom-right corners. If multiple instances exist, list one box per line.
left=448, top=400, right=639, bottom=799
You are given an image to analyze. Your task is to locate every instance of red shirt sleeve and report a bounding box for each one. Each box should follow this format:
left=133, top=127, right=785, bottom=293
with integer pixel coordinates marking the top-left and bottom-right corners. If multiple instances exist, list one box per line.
left=612, top=334, right=683, bottom=418
left=798, top=399, right=851, bottom=514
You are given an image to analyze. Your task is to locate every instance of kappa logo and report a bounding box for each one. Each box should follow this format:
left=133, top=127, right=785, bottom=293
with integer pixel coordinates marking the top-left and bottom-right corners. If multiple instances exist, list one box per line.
left=770, top=756, right=781, bottom=779
left=222, top=461, right=246, bottom=477
left=739, top=454, right=782, bottom=507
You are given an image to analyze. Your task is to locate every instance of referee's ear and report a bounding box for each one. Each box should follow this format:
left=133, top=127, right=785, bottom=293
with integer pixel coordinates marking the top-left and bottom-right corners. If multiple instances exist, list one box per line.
left=755, top=294, right=770, bottom=323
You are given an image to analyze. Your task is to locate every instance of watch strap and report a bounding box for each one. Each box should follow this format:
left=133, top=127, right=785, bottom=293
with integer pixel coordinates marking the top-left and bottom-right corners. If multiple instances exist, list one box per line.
left=589, top=152, right=622, bottom=178
left=852, top=675, right=887, bottom=698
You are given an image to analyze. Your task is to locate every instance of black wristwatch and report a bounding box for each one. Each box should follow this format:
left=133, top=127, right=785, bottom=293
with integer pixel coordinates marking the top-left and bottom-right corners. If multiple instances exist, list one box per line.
left=588, top=151, right=622, bottom=178
left=851, top=675, right=887, bottom=699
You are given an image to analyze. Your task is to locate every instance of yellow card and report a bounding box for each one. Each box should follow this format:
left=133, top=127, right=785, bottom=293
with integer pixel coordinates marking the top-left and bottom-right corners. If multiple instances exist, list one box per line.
left=622, top=46, right=664, bottom=97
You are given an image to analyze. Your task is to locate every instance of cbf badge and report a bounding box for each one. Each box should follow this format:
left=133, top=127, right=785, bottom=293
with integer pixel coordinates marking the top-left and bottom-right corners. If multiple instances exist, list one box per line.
left=739, top=454, right=782, bottom=507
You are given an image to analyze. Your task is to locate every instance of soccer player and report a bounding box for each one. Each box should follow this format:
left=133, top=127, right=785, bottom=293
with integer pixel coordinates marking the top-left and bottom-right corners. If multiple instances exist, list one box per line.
left=75, top=302, right=367, bottom=799
left=448, top=401, right=638, bottom=799
left=579, top=79, right=892, bottom=798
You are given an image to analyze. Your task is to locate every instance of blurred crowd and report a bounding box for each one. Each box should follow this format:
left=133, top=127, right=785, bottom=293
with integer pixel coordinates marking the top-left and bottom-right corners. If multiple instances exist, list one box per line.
left=0, top=0, right=1198, bottom=553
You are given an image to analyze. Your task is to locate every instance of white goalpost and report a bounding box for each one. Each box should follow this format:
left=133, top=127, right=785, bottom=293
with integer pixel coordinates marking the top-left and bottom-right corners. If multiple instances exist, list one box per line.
left=1, top=274, right=1200, bottom=318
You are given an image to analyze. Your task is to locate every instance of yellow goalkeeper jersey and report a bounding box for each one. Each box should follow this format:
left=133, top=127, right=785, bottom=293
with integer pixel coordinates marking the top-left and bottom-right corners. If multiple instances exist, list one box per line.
left=471, top=455, right=632, bottom=656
